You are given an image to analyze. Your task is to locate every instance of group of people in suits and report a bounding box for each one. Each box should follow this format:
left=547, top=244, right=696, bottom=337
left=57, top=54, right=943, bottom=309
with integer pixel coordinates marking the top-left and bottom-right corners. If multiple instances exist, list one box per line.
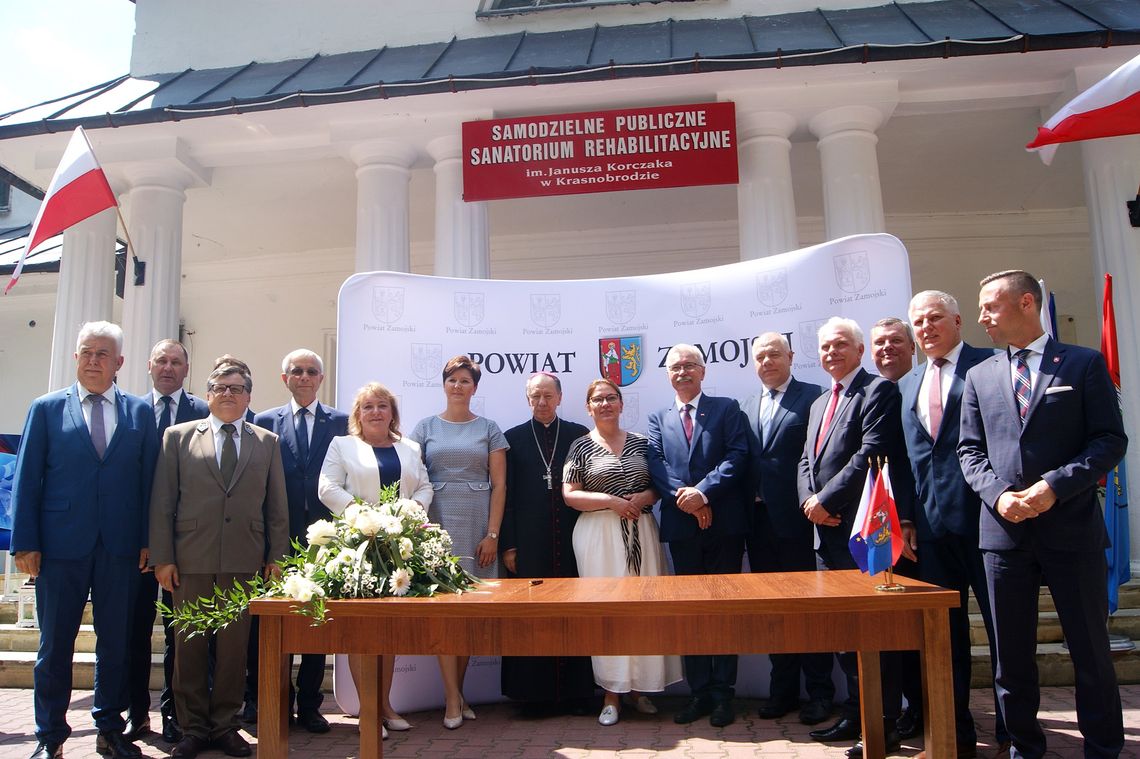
left=8, top=265, right=1127, bottom=759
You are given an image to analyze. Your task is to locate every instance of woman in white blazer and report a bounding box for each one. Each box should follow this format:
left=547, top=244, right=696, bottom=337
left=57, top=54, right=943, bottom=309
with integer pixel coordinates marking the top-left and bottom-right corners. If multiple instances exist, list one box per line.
left=318, top=382, right=432, bottom=737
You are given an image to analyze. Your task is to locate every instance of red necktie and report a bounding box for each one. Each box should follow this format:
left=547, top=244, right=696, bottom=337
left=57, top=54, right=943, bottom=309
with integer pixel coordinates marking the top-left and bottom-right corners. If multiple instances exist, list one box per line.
left=682, top=403, right=694, bottom=443
left=815, top=383, right=842, bottom=455
left=928, top=358, right=947, bottom=438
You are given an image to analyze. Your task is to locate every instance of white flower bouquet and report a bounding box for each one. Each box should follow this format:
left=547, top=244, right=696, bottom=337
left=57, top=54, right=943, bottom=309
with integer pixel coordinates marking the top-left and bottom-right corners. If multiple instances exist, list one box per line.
left=161, top=483, right=479, bottom=636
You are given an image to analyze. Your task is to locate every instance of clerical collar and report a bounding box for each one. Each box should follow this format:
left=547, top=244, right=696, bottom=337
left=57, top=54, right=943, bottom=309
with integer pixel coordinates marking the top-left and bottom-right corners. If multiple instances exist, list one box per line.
left=532, top=416, right=559, bottom=428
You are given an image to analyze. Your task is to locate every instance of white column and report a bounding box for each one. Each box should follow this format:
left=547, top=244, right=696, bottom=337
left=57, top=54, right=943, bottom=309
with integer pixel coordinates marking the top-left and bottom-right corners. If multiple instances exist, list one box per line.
left=1079, top=133, right=1140, bottom=568
left=47, top=207, right=118, bottom=391
left=736, top=111, right=798, bottom=259
left=351, top=141, right=418, bottom=273
left=119, top=179, right=187, bottom=394
left=809, top=105, right=886, bottom=240
left=427, top=136, right=489, bottom=279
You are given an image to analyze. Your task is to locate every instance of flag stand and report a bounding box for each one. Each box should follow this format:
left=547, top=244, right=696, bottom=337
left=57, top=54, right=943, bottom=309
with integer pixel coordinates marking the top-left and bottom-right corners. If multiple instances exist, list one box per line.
left=875, top=566, right=905, bottom=593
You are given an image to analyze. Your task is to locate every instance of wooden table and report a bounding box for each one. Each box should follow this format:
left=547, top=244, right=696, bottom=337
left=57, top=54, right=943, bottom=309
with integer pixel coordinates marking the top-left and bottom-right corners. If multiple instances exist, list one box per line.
left=251, top=570, right=957, bottom=758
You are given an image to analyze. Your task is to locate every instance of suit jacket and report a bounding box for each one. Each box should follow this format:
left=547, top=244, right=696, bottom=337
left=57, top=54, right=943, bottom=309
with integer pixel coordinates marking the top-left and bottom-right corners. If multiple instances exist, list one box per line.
left=318, top=434, right=434, bottom=513
left=958, top=338, right=1126, bottom=552
left=148, top=389, right=209, bottom=424
left=254, top=402, right=349, bottom=540
left=797, top=368, right=906, bottom=552
left=149, top=418, right=289, bottom=574
left=899, top=343, right=993, bottom=541
left=11, top=383, right=159, bottom=560
left=741, top=377, right=824, bottom=541
left=648, top=394, right=750, bottom=542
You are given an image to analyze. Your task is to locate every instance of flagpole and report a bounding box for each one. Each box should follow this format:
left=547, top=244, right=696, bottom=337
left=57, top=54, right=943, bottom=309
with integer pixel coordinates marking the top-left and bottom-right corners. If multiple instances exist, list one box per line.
left=874, top=455, right=905, bottom=593
left=114, top=206, right=145, bottom=286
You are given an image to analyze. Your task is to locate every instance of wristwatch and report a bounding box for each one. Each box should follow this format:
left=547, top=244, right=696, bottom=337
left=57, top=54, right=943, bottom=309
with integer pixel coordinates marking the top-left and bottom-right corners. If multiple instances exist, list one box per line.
left=487, top=531, right=499, bottom=540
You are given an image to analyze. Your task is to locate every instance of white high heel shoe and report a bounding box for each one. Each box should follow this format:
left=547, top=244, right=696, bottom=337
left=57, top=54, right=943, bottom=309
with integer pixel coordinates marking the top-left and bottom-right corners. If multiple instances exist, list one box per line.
left=383, top=715, right=412, bottom=731
left=461, top=700, right=476, bottom=721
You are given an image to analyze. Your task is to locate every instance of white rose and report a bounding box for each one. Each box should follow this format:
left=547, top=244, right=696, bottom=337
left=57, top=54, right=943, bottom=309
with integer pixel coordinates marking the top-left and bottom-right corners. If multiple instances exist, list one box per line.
left=380, top=515, right=403, bottom=536
left=399, top=537, right=414, bottom=560
left=306, top=520, right=338, bottom=546
left=282, top=574, right=322, bottom=602
left=343, top=502, right=362, bottom=525
left=354, top=510, right=384, bottom=537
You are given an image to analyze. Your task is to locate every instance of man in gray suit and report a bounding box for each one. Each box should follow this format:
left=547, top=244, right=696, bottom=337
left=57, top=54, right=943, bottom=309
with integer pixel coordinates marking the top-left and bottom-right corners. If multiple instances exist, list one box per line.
left=150, top=360, right=288, bottom=759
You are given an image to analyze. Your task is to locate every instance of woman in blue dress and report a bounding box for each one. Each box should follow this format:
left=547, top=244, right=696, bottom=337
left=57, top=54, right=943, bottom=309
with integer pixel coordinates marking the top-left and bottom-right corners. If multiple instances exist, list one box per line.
left=410, top=355, right=508, bottom=729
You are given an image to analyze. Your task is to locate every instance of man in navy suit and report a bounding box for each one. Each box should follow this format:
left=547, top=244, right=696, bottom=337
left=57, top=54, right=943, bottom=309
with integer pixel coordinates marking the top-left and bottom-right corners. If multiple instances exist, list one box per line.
left=959, top=270, right=1126, bottom=759
left=899, top=291, right=1005, bottom=759
left=797, top=317, right=911, bottom=750
left=248, top=349, right=348, bottom=732
left=10, top=321, right=159, bottom=759
left=740, top=333, right=832, bottom=726
left=648, top=343, right=749, bottom=728
left=124, top=339, right=209, bottom=745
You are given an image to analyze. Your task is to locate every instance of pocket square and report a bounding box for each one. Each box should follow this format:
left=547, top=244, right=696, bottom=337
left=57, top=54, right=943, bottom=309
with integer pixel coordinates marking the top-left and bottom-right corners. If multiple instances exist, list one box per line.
left=1044, top=385, right=1073, bottom=395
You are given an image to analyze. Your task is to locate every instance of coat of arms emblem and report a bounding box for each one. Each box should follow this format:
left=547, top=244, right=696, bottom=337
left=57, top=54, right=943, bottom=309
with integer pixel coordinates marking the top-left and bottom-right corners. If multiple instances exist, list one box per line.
left=530, top=293, right=561, bottom=328
left=410, top=343, right=443, bottom=380
left=454, top=292, right=485, bottom=327
left=833, top=251, right=871, bottom=293
left=680, top=281, right=712, bottom=318
left=755, top=270, right=788, bottom=307
left=605, top=290, right=636, bottom=325
left=372, top=286, right=404, bottom=324
left=599, top=336, right=643, bottom=387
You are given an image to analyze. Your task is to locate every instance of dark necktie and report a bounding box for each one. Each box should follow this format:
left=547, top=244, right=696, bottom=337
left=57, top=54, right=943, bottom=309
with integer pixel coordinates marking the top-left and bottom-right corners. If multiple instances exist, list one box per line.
left=296, top=407, right=310, bottom=464
left=158, top=395, right=173, bottom=436
left=815, top=383, right=843, bottom=455
left=928, top=358, right=947, bottom=438
left=760, top=388, right=778, bottom=444
left=89, top=394, right=107, bottom=459
left=681, top=403, right=694, bottom=443
left=220, top=423, right=238, bottom=485
left=1014, top=349, right=1032, bottom=422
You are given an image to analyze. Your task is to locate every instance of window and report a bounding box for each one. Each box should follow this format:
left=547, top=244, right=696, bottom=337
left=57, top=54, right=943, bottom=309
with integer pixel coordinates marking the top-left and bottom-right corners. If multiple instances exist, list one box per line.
left=0, top=182, right=10, bottom=213
left=479, top=0, right=699, bottom=16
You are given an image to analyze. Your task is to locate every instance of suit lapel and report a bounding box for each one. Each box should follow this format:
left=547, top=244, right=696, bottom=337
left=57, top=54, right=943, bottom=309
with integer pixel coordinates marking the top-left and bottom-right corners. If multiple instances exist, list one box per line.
left=1023, top=339, right=1061, bottom=427
left=231, top=423, right=256, bottom=488
left=192, top=422, right=228, bottom=491
left=101, top=388, right=129, bottom=460
left=688, top=400, right=707, bottom=463
left=310, top=404, right=334, bottom=465
left=279, top=406, right=301, bottom=463
left=64, top=385, right=97, bottom=460
left=765, top=389, right=793, bottom=454
left=817, top=370, right=860, bottom=456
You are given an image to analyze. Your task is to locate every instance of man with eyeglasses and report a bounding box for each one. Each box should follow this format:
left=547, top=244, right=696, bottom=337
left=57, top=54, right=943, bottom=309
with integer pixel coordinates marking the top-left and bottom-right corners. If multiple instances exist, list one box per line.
left=150, top=361, right=288, bottom=759
left=647, top=343, right=750, bottom=728
left=244, top=350, right=347, bottom=732
left=123, top=339, right=209, bottom=746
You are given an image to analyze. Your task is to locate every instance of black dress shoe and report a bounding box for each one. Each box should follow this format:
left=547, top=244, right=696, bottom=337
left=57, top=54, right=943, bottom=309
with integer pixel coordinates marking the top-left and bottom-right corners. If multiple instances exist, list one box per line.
left=171, top=735, right=209, bottom=759
left=799, top=697, right=833, bottom=725
left=809, top=716, right=861, bottom=742
left=896, top=705, right=922, bottom=738
left=124, top=716, right=152, bottom=740
left=29, top=741, right=62, bottom=759
left=162, top=714, right=183, bottom=744
left=757, top=698, right=797, bottom=719
left=296, top=709, right=331, bottom=733
left=673, top=697, right=714, bottom=724
left=709, top=701, right=735, bottom=727
left=844, top=729, right=901, bottom=757
left=212, top=729, right=253, bottom=757
left=95, top=730, right=143, bottom=759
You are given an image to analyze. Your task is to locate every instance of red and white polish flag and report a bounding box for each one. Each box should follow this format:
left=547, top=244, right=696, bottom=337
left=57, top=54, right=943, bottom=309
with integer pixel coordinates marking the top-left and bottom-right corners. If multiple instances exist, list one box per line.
left=1027, top=52, right=1140, bottom=165
left=4, top=126, right=118, bottom=294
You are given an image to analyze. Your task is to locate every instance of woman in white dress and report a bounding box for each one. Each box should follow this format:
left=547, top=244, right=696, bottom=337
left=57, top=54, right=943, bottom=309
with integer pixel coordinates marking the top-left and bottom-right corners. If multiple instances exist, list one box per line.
left=563, top=378, right=682, bottom=726
left=318, top=382, right=432, bottom=738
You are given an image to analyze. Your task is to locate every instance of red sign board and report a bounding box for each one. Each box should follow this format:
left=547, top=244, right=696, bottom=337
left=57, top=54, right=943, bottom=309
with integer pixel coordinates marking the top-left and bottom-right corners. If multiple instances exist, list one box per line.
left=462, top=102, right=738, bottom=201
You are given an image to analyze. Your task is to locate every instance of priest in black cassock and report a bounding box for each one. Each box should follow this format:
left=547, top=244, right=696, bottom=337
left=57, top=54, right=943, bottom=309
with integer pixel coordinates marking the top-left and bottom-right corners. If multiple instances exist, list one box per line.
left=500, top=373, right=594, bottom=714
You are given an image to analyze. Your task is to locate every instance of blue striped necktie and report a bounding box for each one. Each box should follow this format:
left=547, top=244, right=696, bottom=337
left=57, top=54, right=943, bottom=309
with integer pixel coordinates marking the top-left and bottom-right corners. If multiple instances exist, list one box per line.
left=1014, top=349, right=1032, bottom=423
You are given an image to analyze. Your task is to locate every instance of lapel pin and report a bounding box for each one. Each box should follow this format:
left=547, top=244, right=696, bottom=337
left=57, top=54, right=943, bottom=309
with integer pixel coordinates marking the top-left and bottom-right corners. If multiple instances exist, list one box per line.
left=1053, top=357, right=1060, bottom=363
left=196, top=422, right=209, bottom=433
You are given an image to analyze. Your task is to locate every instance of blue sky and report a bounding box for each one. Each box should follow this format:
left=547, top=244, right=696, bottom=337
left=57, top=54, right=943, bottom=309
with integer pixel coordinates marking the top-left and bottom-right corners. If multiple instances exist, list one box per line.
left=0, top=0, right=134, bottom=115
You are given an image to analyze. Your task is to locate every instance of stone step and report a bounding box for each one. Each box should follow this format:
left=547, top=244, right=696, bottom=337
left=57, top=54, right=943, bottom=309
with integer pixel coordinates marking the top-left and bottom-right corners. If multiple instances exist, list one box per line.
left=969, top=608, right=1140, bottom=646
left=970, top=641, right=1140, bottom=688
left=965, top=579, right=1140, bottom=615
left=0, top=624, right=165, bottom=655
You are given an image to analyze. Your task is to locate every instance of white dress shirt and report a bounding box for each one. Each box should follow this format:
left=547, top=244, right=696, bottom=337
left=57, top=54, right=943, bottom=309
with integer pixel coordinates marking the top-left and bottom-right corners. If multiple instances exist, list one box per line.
left=289, top=398, right=319, bottom=446
left=209, top=414, right=242, bottom=465
left=917, top=341, right=964, bottom=435
left=150, top=387, right=186, bottom=426
left=1007, top=333, right=1050, bottom=392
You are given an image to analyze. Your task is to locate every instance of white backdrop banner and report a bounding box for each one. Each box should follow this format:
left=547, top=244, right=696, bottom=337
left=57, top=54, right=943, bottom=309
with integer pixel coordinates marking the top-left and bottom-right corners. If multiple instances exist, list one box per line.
left=332, top=233, right=913, bottom=713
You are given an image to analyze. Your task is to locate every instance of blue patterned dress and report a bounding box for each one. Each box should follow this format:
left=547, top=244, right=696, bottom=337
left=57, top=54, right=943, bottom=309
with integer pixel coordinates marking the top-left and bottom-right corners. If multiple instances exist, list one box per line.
left=410, top=416, right=509, bottom=578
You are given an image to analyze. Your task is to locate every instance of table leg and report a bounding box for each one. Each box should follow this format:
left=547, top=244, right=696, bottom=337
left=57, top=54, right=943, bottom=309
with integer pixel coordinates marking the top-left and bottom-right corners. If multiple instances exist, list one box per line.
left=358, top=655, right=383, bottom=759
left=921, top=608, right=955, bottom=758
left=256, top=615, right=289, bottom=758
left=857, top=649, right=885, bottom=759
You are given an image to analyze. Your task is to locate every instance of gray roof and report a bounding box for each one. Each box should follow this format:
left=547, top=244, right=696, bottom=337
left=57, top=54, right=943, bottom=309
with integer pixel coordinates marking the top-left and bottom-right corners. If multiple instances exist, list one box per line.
left=0, top=223, right=126, bottom=278
left=1, top=0, right=1137, bottom=139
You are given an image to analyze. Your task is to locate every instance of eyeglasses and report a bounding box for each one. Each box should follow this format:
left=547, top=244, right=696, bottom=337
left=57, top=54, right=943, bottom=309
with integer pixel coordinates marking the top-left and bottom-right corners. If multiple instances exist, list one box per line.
left=209, top=384, right=248, bottom=396
left=589, top=395, right=621, bottom=406
left=288, top=367, right=321, bottom=377
left=667, top=362, right=702, bottom=373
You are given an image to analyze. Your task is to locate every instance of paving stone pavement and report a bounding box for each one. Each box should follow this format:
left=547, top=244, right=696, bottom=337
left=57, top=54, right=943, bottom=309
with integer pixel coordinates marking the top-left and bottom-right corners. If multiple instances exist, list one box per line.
left=0, top=686, right=1136, bottom=758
